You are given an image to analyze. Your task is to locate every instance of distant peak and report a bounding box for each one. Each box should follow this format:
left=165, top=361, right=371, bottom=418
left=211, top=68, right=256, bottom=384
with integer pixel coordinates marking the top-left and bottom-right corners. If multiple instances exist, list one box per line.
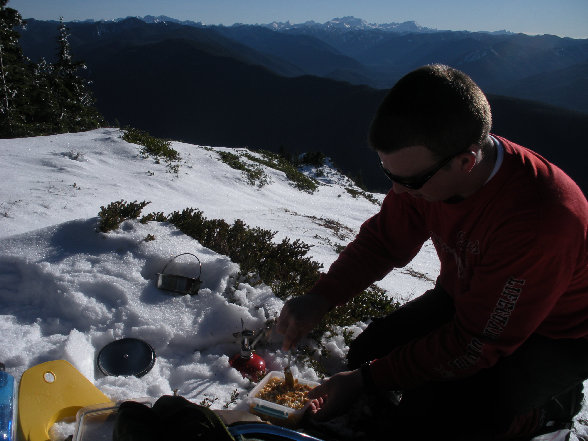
left=261, top=16, right=436, bottom=33
left=138, top=15, right=205, bottom=27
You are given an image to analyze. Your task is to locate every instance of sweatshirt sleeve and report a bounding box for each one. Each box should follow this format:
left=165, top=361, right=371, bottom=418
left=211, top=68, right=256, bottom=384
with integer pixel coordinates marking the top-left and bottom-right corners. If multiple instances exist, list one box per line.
left=308, top=191, right=431, bottom=306
left=369, top=199, right=586, bottom=390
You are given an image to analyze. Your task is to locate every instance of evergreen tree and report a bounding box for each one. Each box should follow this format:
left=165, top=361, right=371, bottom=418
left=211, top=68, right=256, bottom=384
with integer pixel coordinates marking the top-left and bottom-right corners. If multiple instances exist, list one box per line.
left=0, top=0, right=31, bottom=137
left=29, top=56, right=58, bottom=134
left=1, top=3, right=104, bottom=138
left=50, top=17, right=103, bottom=132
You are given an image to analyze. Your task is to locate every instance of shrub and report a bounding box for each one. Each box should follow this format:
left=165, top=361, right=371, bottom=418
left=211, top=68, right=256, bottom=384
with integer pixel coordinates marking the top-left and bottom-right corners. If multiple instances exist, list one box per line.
left=248, top=150, right=318, bottom=193
left=165, top=208, right=321, bottom=298
left=122, top=127, right=180, bottom=173
left=300, top=151, right=326, bottom=168
left=345, top=187, right=381, bottom=205
left=98, top=201, right=398, bottom=344
left=215, top=148, right=319, bottom=193
left=217, top=151, right=270, bottom=187
left=311, top=285, right=400, bottom=342
left=98, top=200, right=150, bottom=232
left=140, top=212, right=167, bottom=223
left=217, top=151, right=245, bottom=171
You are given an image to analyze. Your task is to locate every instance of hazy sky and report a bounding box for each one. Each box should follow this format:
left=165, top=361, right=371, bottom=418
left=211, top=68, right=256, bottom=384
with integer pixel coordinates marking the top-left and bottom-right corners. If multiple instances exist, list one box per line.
left=8, top=0, right=588, bottom=39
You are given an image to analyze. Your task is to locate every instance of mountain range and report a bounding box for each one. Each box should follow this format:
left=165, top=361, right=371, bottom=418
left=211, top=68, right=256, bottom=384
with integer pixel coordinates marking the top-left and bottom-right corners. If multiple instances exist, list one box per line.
left=62, top=14, right=587, bottom=106
left=17, top=16, right=588, bottom=193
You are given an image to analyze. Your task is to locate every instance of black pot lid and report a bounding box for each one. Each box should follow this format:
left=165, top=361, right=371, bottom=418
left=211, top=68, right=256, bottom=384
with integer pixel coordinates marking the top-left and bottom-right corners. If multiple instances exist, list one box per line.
left=97, top=338, right=156, bottom=377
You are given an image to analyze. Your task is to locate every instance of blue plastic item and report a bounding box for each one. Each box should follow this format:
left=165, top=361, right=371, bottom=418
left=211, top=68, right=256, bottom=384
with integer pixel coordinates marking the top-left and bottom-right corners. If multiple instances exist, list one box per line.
left=0, top=370, right=15, bottom=441
left=228, top=423, right=324, bottom=440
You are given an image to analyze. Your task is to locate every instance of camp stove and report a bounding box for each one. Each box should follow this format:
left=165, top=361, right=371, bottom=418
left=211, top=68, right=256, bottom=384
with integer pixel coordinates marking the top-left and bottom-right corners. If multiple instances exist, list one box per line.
left=230, top=319, right=273, bottom=381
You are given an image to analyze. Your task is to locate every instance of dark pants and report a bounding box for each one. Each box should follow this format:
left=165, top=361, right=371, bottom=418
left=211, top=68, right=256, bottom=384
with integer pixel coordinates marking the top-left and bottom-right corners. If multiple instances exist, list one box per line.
left=347, top=285, right=588, bottom=440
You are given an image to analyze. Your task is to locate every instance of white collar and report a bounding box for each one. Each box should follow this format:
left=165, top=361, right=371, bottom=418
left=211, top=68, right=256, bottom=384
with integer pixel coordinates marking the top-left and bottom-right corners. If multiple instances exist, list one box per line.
left=485, top=135, right=504, bottom=184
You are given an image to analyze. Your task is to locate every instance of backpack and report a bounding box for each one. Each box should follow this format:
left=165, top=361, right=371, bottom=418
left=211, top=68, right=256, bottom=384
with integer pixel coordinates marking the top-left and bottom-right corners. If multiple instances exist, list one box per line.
left=113, top=395, right=236, bottom=441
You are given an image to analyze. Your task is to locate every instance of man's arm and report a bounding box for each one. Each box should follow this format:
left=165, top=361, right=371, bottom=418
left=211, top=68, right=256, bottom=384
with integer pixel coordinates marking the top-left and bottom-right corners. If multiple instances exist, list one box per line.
left=277, top=192, right=430, bottom=348
left=309, top=191, right=430, bottom=307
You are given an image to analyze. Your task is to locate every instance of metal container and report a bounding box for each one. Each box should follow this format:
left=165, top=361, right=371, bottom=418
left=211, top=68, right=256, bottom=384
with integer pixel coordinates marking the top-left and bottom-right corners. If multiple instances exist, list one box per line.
left=156, top=253, right=202, bottom=295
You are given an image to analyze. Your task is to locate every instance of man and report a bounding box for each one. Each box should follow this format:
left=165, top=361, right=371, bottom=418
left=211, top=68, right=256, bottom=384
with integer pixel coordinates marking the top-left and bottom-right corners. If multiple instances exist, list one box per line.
left=277, top=64, right=588, bottom=440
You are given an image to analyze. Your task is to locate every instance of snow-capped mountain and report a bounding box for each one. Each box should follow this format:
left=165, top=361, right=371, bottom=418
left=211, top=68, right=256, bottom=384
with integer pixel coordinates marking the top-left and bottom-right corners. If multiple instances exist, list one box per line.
left=262, top=16, right=436, bottom=33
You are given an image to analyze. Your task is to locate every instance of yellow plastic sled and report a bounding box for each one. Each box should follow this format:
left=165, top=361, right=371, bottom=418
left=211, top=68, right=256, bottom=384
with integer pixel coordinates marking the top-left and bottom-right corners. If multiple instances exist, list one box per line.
left=18, top=360, right=112, bottom=441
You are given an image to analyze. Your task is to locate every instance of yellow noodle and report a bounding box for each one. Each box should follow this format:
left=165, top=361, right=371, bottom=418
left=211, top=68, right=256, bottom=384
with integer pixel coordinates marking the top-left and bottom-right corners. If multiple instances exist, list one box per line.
left=256, top=377, right=313, bottom=409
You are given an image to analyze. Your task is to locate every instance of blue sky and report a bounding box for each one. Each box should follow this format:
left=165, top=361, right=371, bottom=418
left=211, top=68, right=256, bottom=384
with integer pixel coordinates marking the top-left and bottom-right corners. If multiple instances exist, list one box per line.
left=8, top=0, right=588, bottom=39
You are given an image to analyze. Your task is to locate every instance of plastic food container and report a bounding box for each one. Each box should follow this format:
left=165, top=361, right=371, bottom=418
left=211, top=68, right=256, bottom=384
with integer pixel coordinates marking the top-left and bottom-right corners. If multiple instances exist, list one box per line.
left=247, top=371, right=319, bottom=427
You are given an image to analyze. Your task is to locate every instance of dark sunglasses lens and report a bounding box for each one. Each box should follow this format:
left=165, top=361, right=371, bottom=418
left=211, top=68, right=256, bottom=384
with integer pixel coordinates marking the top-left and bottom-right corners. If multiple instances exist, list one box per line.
left=380, top=163, right=423, bottom=189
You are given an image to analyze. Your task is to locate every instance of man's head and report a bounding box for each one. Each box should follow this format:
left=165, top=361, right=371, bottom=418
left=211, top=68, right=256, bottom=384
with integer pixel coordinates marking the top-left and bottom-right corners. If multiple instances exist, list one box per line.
left=369, top=64, right=492, bottom=158
left=369, top=65, right=494, bottom=202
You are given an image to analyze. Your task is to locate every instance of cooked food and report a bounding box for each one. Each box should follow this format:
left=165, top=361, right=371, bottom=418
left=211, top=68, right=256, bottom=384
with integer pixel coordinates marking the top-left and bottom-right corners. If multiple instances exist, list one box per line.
left=256, top=376, right=313, bottom=409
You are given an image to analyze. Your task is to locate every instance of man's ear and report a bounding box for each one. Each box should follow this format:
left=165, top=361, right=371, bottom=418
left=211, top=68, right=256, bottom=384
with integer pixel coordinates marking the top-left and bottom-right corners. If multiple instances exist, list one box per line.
left=458, top=150, right=478, bottom=173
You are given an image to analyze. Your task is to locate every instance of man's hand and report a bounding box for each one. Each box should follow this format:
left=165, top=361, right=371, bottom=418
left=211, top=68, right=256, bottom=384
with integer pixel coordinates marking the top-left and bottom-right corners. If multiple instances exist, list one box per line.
left=276, top=293, right=332, bottom=351
left=307, top=369, right=363, bottom=421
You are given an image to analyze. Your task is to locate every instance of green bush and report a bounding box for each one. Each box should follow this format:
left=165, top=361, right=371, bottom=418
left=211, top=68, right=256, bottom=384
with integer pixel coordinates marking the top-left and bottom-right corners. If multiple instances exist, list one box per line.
left=248, top=150, right=318, bottom=193
left=166, top=208, right=321, bottom=298
left=217, top=151, right=246, bottom=171
left=311, top=285, right=400, bottom=345
left=217, top=151, right=270, bottom=187
left=345, top=186, right=381, bottom=205
left=140, top=212, right=168, bottom=223
left=98, top=200, right=150, bottom=232
left=217, top=149, right=318, bottom=192
left=97, top=201, right=398, bottom=344
left=122, top=127, right=180, bottom=173
left=300, top=151, right=326, bottom=168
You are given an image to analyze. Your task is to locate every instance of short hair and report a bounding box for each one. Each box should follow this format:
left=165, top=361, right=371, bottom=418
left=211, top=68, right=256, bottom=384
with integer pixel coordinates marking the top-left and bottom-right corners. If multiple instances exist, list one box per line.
left=368, top=64, right=492, bottom=158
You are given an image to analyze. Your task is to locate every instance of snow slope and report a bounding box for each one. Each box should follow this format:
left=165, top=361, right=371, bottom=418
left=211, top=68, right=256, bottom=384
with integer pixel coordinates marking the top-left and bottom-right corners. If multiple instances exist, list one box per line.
left=0, top=128, right=585, bottom=440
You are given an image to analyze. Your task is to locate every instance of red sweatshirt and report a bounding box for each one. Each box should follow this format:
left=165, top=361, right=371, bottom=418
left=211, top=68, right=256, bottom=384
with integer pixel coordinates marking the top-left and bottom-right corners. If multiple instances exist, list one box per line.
left=310, top=136, right=588, bottom=390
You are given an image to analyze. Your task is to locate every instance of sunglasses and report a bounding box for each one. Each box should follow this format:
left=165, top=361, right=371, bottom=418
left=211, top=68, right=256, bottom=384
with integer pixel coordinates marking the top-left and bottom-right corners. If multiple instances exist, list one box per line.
left=380, top=151, right=463, bottom=190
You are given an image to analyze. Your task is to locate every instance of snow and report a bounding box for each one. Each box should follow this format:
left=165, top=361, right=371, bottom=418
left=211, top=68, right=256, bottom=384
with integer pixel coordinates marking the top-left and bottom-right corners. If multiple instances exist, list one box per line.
left=0, top=128, right=585, bottom=440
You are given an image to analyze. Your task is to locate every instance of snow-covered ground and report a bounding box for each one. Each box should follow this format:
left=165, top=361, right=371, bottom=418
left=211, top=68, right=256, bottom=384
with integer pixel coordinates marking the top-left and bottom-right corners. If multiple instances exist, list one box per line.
left=0, top=128, right=585, bottom=440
